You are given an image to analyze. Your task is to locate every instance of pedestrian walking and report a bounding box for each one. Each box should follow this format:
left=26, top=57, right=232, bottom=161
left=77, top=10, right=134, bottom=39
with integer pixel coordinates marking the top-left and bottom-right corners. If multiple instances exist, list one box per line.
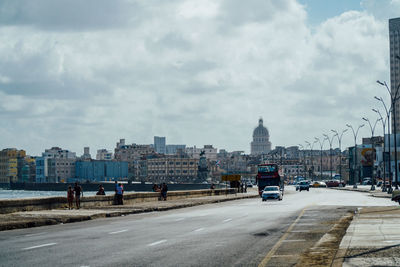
left=67, top=185, right=74, bottom=210
left=73, top=182, right=83, bottom=209
left=116, top=183, right=124, bottom=205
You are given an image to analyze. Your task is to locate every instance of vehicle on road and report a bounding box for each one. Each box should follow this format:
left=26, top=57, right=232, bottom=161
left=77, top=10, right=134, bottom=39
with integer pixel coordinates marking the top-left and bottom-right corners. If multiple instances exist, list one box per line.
left=362, top=178, right=372, bottom=185
left=311, top=181, right=327, bottom=188
left=262, top=186, right=283, bottom=201
left=297, top=181, right=309, bottom=191
left=246, top=182, right=253, bottom=188
left=326, top=180, right=340, bottom=187
left=256, top=163, right=284, bottom=196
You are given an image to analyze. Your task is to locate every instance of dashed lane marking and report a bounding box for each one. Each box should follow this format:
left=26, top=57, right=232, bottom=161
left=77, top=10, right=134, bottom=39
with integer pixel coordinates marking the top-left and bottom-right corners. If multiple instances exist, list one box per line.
left=194, top=228, right=204, bottom=232
left=147, top=240, right=167, bottom=247
left=258, top=206, right=309, bottom=267
left=22, top=243, right=57, bottom=251
left=109, top=229, right=128, bottom=235
left=24, top=232, right=46, bottom=237
left=223, top=218, right=232, bottom=223
left=174, top=218, right=185, bottom=222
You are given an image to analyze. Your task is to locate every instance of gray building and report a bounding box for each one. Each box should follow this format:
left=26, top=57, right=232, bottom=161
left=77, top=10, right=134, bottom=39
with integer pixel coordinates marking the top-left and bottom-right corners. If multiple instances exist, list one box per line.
left=389, top=17, right=400, bottom=133
left=154, top=136, right=166, bottom=154
left=166, top=144, right=186, bottom=155
left=250, top=118, right=272, bottom=155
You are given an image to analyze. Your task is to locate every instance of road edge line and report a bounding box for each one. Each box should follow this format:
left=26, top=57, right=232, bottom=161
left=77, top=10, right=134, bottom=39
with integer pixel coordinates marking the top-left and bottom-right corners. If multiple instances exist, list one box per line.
left=258, top=206, right=308, bottom=267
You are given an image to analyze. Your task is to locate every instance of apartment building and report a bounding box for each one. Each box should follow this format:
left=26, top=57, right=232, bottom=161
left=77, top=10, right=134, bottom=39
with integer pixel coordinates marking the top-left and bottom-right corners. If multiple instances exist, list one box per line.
left=0, top=148, right=26, bottom=183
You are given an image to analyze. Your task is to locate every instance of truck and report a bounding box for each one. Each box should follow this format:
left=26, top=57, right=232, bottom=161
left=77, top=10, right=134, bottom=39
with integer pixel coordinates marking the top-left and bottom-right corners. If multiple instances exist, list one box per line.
left=256, top=163, right=284, bottom=196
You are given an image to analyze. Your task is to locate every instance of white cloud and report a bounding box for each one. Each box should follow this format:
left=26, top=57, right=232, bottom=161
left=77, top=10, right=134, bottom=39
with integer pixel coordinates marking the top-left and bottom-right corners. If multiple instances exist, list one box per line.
left=0, top=0, right=396, bottom=155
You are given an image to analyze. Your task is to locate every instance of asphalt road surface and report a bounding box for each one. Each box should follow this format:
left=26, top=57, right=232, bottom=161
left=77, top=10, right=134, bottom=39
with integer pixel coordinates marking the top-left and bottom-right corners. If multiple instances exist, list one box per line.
left=0, top=187, right=396, bottom=267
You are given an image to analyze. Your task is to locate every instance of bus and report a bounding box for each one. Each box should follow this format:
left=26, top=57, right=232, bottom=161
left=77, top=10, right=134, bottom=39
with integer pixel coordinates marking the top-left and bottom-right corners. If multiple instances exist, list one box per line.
left=256, top=163, right=283, bottom=196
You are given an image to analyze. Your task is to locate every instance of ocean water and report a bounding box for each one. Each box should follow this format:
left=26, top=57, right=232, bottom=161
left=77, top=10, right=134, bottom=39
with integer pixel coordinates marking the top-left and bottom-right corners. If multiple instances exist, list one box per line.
left=0, top=189, right=115, bottom=199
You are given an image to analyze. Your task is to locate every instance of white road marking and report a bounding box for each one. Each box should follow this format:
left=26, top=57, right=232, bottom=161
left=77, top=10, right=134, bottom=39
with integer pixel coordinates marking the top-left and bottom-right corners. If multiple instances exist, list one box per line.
left=22, top=243, right=57, bottom=250
left=174, top=218, right=185, bottom=222
left=223, top=218, right=232, bottom=223
left=194, top=228, right=204, bottom=232
left=109, top=229, right=128, bottom=235
left=25, top=232, right=46, bottom=237
left=147, top=240, right=167, bottom=247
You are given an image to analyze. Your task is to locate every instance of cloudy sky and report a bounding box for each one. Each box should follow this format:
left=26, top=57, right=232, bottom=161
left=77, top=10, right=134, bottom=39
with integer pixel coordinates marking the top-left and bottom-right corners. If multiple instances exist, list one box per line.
left=1, top=0, right=399, bottom=156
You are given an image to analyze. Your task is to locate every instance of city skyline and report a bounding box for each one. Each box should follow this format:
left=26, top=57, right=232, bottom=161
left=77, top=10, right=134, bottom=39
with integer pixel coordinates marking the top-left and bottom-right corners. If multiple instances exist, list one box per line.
left=1, top=1, right=400, bottom=156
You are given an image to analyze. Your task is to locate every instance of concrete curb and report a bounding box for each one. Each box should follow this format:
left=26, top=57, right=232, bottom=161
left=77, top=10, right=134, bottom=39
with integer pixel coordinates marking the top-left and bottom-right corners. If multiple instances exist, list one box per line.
left=0, top=193, right=259, bottom=232
left=328, top=187, right=391, bottom=199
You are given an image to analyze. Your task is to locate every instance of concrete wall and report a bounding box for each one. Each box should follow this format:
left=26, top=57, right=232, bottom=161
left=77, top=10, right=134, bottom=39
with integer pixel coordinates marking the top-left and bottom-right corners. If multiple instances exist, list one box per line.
left=0, top=189, right=236, bottom=214
left=5, top=182, right=218, bottom=192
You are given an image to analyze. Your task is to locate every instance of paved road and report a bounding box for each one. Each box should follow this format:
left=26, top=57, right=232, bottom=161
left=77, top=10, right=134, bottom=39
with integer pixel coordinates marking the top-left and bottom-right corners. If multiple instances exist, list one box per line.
left=0, top=187, right=396, bottom=267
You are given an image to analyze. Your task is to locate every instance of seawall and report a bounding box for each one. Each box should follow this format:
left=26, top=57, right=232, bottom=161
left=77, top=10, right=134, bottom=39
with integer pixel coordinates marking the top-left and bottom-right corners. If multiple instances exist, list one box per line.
left=0, top=188, right=236, bottom=214
left=1, top=182, right=217, bottom=192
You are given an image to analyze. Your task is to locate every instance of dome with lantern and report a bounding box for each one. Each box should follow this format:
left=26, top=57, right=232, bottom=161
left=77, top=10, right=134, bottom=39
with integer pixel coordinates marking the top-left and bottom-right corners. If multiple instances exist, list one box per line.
left=251, top=118, right=272, bottom=155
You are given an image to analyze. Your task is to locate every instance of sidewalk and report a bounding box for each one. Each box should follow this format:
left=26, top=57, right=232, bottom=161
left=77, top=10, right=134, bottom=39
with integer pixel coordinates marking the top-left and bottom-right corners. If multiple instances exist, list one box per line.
left=0, top=191, right=258, bottom=231
left=335, top=206, right=400, bottom=267
left=329, top=185, right=392, bottom=199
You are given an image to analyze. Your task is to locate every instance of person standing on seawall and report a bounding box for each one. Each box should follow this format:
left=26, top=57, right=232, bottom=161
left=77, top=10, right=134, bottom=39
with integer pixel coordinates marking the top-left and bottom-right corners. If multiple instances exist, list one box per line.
left=74, top=182, right=83, bottom=209
left=67, top=186, right=74, bottom=210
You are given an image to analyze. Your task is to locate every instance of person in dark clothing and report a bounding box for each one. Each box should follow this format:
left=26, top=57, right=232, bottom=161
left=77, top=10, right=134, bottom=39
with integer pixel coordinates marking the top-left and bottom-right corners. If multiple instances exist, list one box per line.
left=73, top=182, right=83, bottom=209
left=67, top=186, right=74, bottom=210
left=161, top=183, right=168, bottom=201
left=96, top=184, right=105, bottom=195
left=152, top=184, right=158, bottom=192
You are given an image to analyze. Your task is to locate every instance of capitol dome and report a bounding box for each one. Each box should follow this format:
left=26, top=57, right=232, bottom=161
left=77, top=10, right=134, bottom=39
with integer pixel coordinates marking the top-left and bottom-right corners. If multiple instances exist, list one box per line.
left=253, top=118, right=269, bottom=137
left=251, top=118, right=272, bottom=155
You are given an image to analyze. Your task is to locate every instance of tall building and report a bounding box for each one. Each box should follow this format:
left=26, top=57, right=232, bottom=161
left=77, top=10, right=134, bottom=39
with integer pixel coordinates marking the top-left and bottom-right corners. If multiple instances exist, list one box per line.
left=114, top=140, right=155, bottom=180
left=166, top=144, right=186, bottom=155
left=81, top=147, right=91, bottom=160
left=251, top=118, right=272, bottom=155
left=390, top=17, right=400, bottom=133
left=147, top=157, right=199, bottom=183
left=35, top=147, right=76, bottom=183
left=154, top=136, right=166, bottom=154
left=96, top=149, right=113, bottom=160
left=0, top=148, right=26, bottom=183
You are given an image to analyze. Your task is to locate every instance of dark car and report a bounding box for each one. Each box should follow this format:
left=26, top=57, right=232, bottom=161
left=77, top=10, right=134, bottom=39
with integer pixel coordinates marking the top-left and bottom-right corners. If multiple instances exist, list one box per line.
left=298, top=181, right=309, bottom=192
left=326, top=180, right=340, bottom=187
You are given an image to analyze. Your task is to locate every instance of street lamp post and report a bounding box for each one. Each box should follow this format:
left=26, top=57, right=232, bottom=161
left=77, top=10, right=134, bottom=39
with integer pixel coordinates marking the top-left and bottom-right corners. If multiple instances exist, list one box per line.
left=377, top=79, right=400, bottom=189
left=362, top=117, right=381, bottom=191
left=346, top=123, right=365, bottom=188
left=373, top=108, right=388, bottom=192
left=315, top=137, right=326, bottom=181
left=305, top=140, right=317, bottom=180
left=331, top=129, right=348, bottom=186
left=298, top=144, right=306, bottom=179
left=375, top=96, right=393, bottom=193
left=323, top=134, right=335, bottom=179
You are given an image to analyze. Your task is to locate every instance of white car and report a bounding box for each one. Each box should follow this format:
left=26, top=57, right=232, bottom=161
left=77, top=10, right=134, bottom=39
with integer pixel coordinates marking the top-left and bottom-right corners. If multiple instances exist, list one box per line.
left=262, top=186, right=283, bottom=201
